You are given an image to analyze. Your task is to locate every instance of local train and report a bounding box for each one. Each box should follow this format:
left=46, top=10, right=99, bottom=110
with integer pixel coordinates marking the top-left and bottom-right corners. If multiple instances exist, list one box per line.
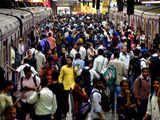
left=0, top=3, right=53, bottom=70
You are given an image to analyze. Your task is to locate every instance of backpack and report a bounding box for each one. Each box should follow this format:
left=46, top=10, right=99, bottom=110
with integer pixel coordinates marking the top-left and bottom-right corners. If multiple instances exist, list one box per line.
left=131, top=58, right=141, bottom=78
left=150, top=55, right=160, bottom=78
left=90, top=89, right=111, bottom=112
left=103, top=64, right=117, bottom=88
left=81, top=68, right=91, bottom=86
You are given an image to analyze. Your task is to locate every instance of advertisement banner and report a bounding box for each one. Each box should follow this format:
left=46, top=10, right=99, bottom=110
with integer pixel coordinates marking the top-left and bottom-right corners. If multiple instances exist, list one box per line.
left=81, top=1, right=109, bottom=14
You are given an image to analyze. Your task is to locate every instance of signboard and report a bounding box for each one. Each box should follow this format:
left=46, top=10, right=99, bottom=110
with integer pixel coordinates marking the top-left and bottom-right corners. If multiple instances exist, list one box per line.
left=81, top=1, right=109, bottom=14
left=57, top=7, right=71, bottom=15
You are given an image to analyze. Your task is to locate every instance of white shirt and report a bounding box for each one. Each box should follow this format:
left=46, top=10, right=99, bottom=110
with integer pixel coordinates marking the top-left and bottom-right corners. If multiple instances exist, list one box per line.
left=93, top=55, right=108, bottom=73
left=140, top=58, right=147, bottom=69
left=70, top=48, right=78, bottom=59
left=79, top=46, right=86, bottom=60
left=35, top=51, right=46, bottom=73
left=91, top=88, right=102, bottom=113
left=30, top=48, right=38, bottom=55
left=146, top=93, right=160, bottom=120
left=16, top=64, right=37, bottom=78
left=10, top=47, right=15, bottom=65
left=89, top=69, right=100, bottom=85
left=28, top=87, right=57, bottom=116
left=18, top=43, right=24, bottom=55
left=119, top=52, right=130, bottom=70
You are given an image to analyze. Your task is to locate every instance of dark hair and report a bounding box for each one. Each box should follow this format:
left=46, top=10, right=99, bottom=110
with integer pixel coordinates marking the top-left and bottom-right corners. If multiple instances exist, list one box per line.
left=75, top=53, right=81, bottom=59
left=120, top=80, right=129, bottom=87
left=66, top=55, right=73, bottom=61
left=3, top=81, right=13, bottom=90
left=48, top=33, right=52, bottom=37
left=37, top=45, right=42, bottom=51
left=141, top=67, right=149, bottom=72
left=98, top=49, right=104, bottom=55
left=4, top=106, right=16, bottom=117
left=154, top=77, right=160, bottom=83
left=23, top=59, right=30, bottom=64
left=23, top=66, right=31, bottom=74
left=41, top=77, right=48, bottom=87
left=134, top=49, right=140, bottom=56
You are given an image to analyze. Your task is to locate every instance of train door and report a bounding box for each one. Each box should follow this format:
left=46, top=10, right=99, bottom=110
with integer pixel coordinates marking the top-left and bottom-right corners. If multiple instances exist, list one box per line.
left=0, top=39, right=2, bottom=66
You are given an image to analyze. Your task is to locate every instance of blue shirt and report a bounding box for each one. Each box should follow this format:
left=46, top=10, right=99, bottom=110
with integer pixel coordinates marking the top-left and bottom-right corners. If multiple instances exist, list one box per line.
left=66, top=35, right=74, bottom=46
left=40, top=39, right=50, bottom=53
left=73, top=59, right=85, bottom=75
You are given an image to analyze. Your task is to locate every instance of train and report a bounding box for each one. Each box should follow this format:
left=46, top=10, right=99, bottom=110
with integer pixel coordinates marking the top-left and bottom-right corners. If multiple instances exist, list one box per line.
left=0, top=2, right=53, bottom=70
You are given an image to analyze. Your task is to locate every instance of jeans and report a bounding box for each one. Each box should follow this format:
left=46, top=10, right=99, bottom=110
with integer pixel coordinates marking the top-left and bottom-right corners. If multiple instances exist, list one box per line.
left=110, top=85, right=121, bottom=112
left=137, top=99, right=148, bottom=120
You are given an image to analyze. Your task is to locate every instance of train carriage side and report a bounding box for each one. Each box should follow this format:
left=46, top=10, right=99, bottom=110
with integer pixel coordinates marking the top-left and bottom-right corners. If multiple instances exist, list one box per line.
left=0, top=14, right=20, bottom=71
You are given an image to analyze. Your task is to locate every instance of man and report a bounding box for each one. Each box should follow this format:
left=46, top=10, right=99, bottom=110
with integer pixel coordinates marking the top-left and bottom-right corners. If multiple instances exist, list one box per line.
left=144, top=78, right=160, bottom=120
left=18, top=38, right=24, bottom=59
left=0, top=81, right=14, bottom=120
left=119, top=46, right=130, bottom=70
left=78, top=43, right=87, bottom=61
left=117, top=80, right=137, bottom=120
left=17, top=66, right=40, bottom=120
left=47, top=33, right=56, bottom=53
left=149, top=48, right=160, bottom=85
left=35, top=45, right=46, bottom=73
left=39, top=56, right=58, bottom=85
left=128, top=49, right=141, bottom=89
left=73, top=53, right=85, bottom=76
left=109, top=50, right=126, bottom=95
left=133, top=67, right=150, bottom=120
left=65, top=31, right=74, bottom=51
left=58, top=56, right=77, bottom=118
left=28, top=78, right=57, bottom=120
left=70, top=43, right=78, bottom=60
left=40, top=34, right=50, bottom=54
left=88, top=78, right=105, bottom=120
left=5, top=106, right=18, bottom=120
left=93, top=49, right=108, bottom=74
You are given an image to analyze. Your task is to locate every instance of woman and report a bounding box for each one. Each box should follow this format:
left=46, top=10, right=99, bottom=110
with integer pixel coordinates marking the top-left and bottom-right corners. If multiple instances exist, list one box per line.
left=72, top=76, right=88, bottom=120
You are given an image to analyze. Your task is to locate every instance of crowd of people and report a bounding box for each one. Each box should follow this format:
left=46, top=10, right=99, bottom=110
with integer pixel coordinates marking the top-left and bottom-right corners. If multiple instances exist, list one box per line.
left=0, top=14, right=160, bottom=120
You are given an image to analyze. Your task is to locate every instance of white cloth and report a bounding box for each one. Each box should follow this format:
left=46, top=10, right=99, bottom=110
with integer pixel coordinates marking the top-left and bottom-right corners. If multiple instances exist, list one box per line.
left=140, top=58, right=147, bottom=70
left=10, top=47, right=15, bottom=65
left=28, top=88, right=57, bottom=116
left=91, top=88, right=102, bottom=113
left=30, top=48, right=38, bottom=55
left=146, top=93, right=160, bottom=120
left=70, top=48, right=78, bottom=59
left=18, top=43, right=24, bottom=55
left=79, top=46, right=86, bottom=60
left=35, top=51, right=46, bottom=73
left=89, top=69, right=100, bottom=85
left=93, top=55, right=108, bottom=73
left=16, top=64, right=37, bottom=78
left=119, top=52, right=130, bottom=70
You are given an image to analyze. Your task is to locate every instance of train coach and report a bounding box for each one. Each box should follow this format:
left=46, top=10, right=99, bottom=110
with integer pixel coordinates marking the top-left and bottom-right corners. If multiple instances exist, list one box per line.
left=0, top=1, right=53, bottom=79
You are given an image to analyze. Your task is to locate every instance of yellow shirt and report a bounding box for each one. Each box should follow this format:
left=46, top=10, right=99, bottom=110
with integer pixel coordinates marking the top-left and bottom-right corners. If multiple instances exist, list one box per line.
left=59, top=65, right=77, bottom=90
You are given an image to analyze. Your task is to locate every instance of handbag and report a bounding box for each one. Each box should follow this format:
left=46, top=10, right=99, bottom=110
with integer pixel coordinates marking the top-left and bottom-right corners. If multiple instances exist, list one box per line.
left=79, top=102, right=91, bottom=116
